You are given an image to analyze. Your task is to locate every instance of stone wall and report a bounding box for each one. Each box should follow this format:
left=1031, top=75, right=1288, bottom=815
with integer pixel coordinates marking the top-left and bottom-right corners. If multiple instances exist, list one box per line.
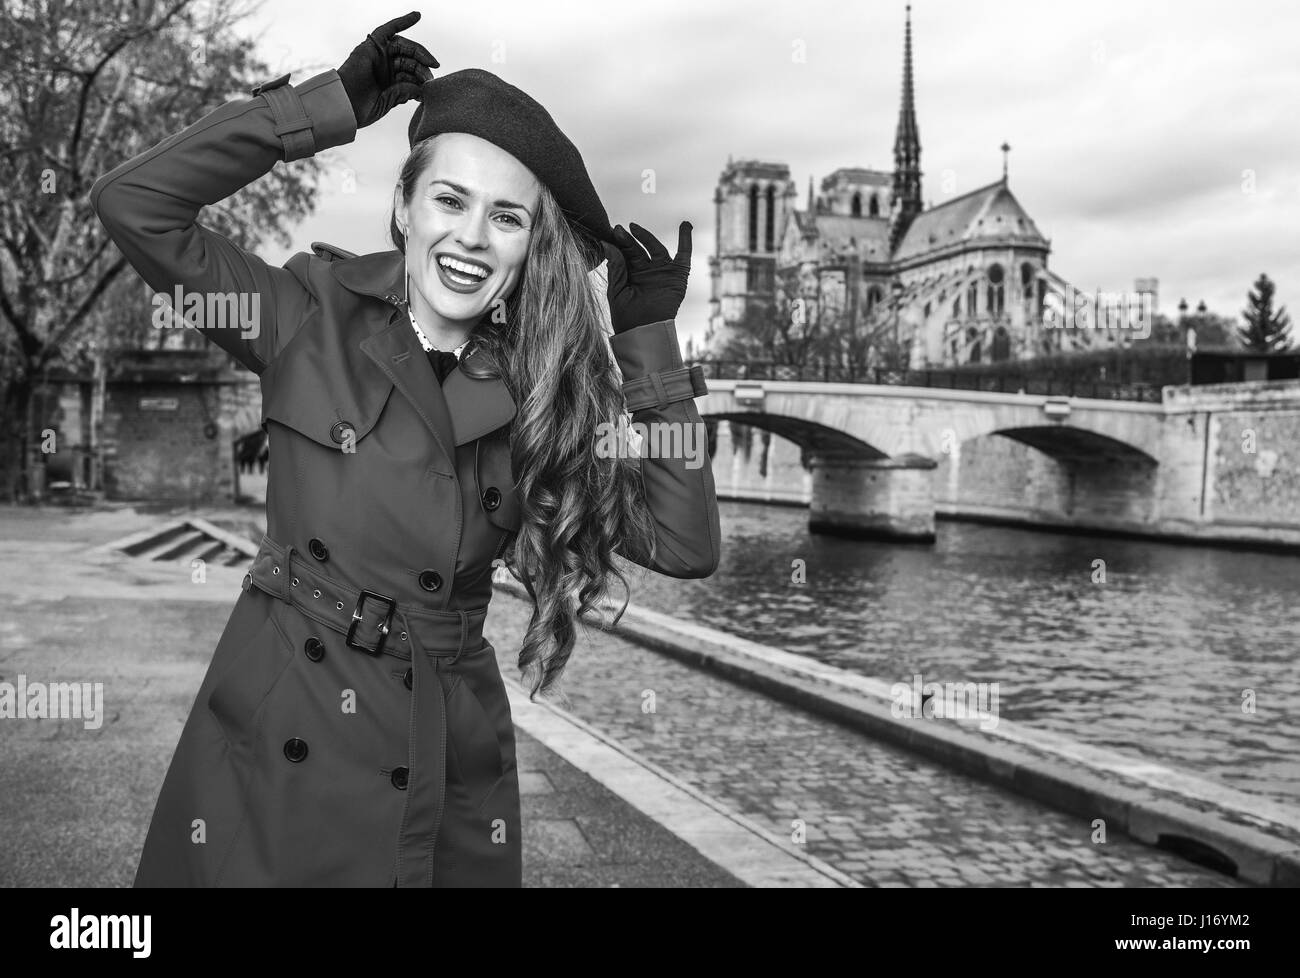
left=100, top=351, right=261, bottom=504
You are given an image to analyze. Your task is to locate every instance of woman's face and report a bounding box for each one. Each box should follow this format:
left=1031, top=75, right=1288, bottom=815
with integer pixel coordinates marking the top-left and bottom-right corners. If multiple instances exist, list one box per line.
left=396, top=132, right=541, bottom=328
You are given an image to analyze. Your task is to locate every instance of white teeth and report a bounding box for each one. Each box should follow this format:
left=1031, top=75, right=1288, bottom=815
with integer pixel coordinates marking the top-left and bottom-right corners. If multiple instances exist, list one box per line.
left=437, top=256, right=488, bottom=279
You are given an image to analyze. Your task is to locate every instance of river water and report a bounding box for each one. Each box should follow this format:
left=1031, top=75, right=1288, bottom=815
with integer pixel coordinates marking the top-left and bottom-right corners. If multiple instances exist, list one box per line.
left=624, top=501, right=1300, bottom=808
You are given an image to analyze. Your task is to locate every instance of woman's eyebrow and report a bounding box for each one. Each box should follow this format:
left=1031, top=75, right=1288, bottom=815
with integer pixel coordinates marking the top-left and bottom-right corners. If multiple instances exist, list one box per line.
left=429, top=178, right=532, bottom=216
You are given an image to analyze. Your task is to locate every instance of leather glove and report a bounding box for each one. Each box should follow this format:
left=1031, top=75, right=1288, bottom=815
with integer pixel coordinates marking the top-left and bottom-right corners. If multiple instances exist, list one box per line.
left=602, top=222, right=692, bottom=334
left=337, top=11, right=438, bottom=129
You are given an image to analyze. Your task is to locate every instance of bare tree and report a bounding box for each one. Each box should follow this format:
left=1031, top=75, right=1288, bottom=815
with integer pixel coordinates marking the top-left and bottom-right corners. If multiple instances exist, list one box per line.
left=0, top=0, right=326, bottom=500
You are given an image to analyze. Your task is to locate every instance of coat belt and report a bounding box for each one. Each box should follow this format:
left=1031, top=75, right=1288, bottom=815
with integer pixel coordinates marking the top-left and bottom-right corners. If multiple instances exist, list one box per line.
left=243, top=534, right=487, bottom=662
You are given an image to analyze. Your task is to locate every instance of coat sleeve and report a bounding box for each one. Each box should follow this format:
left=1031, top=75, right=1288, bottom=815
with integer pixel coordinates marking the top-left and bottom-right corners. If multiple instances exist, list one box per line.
left=609, top=319, right=722, bottom=578
left=88, top=70, right=358, bottom=375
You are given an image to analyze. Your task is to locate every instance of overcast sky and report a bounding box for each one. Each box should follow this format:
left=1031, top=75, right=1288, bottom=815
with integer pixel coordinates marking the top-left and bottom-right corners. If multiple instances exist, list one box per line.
left=239, top=0, right=1300, bottom=349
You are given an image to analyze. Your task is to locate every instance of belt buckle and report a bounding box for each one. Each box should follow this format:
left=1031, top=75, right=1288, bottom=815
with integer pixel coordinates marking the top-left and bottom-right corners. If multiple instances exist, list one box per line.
left=346, top=588, right=397, bottom=656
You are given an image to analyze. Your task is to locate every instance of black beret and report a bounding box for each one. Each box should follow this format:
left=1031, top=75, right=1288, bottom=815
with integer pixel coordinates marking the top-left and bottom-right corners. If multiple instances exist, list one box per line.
left=407, top=69, right=614, bottom=270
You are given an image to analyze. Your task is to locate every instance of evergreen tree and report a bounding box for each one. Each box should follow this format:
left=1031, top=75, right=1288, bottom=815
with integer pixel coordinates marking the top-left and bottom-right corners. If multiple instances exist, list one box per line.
left=1238, top=274, right=1293, bottom=351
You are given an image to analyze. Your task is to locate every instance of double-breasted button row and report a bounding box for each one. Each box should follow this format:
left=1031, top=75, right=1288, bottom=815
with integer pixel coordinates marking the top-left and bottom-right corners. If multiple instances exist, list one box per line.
left=283, top=738, right=309, bottom=763
left=329, top=421, right=355, bottom=445
left=308, top=537, right=329, bottom=561
left=304, top=637, right=325, bottom=662
left=391, top=766, right=409, bottom=790
left=418, top=569, right=442, bottom=592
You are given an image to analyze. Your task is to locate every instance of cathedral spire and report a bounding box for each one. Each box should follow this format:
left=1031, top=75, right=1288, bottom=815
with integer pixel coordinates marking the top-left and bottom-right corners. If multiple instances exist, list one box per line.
left=890, top=4, right=923, bottom=253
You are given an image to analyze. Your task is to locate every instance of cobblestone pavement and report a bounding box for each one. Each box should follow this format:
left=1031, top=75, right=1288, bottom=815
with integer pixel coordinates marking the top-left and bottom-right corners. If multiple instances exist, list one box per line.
left=486, top=591, right=1246, bottom=888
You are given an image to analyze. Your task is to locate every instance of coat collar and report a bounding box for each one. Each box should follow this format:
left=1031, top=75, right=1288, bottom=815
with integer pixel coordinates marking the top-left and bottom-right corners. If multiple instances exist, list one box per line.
left=333, top=249, right=516, bottom=458
left=329, top=248, right=407, bottom=305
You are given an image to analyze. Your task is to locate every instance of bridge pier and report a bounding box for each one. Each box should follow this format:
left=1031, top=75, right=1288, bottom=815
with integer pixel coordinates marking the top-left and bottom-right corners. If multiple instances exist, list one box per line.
left=807, top=452, right=938, bottom=541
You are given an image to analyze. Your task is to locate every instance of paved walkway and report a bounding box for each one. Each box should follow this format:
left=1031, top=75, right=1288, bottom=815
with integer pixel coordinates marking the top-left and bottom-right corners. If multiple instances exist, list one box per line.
left=0, top=504, right=1245, bottom=886
left=0, top=505, right=746, bottom=887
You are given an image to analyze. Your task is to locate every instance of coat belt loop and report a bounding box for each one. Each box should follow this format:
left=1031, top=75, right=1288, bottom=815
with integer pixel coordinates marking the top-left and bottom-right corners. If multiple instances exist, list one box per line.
left=649, top=371, right=671, bottom=410
left=278, top=544, right=298, bottom=604
left=447, top=610, right=469, bottom=666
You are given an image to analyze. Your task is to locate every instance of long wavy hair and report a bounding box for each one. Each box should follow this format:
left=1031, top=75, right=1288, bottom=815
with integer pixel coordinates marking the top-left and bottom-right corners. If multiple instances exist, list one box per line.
left=391, top=137, right=657, bottom=700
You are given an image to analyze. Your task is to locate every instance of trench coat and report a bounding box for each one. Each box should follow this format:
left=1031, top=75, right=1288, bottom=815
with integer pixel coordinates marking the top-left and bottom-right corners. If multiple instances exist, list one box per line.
left=89, top=68, right=722, bottom=887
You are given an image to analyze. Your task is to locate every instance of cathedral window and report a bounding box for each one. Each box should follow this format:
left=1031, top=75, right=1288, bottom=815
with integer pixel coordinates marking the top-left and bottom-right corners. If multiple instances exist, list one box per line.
left=746, top=260, right=775, bottom=294
left=851, top=192, right=862, bottom=217
left=748, top=184, right=759, bottom=253
left=987, top=263, right=1005, bottom=317
left=869, top=194, right=880, bottom=217
left=765, top=185, right=776, bottom=252
left=992, top=325, right=1011, bottom=362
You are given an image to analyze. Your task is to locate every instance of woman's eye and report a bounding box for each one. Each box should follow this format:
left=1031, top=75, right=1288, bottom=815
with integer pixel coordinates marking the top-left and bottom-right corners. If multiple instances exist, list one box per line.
left=433, top=196, right=523, bottom=228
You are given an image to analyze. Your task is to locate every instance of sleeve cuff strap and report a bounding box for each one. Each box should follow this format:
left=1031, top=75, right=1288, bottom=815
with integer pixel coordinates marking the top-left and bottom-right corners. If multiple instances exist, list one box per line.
left=260, top=83, right=316, bottom=161
left=622, top=364, right=709, bottom=412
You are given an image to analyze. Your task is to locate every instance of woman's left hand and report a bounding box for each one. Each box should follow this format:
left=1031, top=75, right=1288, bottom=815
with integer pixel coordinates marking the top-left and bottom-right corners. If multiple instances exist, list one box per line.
left=602, top=221, right=692, bottom=334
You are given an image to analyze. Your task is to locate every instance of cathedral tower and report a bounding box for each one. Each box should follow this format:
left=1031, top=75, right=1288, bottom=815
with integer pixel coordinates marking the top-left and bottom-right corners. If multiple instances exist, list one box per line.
left=889, top=5, right=923, bottom=253
left=707, top=159, right=797, bottom=347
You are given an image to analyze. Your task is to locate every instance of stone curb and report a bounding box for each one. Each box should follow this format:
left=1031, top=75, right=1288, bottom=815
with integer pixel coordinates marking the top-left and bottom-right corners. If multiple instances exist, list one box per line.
left=493, top=577, right=1300, bottom=887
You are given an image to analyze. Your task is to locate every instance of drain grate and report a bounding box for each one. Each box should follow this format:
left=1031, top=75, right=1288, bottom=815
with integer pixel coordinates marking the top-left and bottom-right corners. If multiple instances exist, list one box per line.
left=101, top=516, right=260, bottom=567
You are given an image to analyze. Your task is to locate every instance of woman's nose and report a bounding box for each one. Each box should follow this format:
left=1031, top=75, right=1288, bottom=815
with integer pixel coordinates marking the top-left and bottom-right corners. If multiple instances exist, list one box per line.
left=455, top=206, right=490, bottom=250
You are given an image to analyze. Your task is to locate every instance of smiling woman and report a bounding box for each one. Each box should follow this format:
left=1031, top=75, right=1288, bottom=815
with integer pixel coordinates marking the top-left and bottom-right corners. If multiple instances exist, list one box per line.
left=393, top=134, right=540, bottom=345
left=88, top=10, right=719, bottom=889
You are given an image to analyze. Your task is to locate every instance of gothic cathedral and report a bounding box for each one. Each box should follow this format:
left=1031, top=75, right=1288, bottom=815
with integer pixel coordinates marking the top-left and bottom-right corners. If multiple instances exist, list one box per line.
left=704, top=7, right=1136, bottom=370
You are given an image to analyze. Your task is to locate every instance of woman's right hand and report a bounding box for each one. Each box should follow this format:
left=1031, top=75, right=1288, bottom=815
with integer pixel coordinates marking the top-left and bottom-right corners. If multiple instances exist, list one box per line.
left=337, top=11, right=438, bottom=129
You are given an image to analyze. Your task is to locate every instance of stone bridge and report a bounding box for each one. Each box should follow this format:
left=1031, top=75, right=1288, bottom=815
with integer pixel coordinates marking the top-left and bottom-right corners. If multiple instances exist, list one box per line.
left=698, top=379, right=1300, bottom=546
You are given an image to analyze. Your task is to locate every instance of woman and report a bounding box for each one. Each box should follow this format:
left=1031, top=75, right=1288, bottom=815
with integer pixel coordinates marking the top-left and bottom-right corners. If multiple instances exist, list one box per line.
left=90, top=11, right=721, bottom=888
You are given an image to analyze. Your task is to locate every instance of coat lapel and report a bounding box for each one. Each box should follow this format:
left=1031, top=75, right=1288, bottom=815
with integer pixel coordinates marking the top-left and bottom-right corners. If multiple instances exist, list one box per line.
left=336, top=250, right=517, bottom=471
left=360, top=320, right=458, bottom=471
left=441, top=364, right=517, bottom=445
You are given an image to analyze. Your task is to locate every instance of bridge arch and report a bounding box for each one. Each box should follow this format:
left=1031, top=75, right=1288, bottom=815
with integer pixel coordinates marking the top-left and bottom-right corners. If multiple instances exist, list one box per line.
left=988, top=426, right=1158, bottom=466
left=703, top=411, right=887, bottom=460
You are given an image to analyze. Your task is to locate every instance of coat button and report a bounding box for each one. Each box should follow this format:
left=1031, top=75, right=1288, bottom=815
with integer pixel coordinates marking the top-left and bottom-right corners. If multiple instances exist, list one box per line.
left=482, top=486, right=502, bottom=511
left=391, top=766, right=409, bottom=790
left=330, top=420, right=355, bottom=445
left=308, top=537, right=329, bottom=561
left=304, top=637, right=325, bottom=662
left=418, top=569, right=442, bottom=592
left=283, top=738, right=309, bottom=763
left=403, top=668, right=413, bottom=690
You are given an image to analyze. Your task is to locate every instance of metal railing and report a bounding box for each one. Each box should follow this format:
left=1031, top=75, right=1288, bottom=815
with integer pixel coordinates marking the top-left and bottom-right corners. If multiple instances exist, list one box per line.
left=690, top=349, right=1195, bottom=403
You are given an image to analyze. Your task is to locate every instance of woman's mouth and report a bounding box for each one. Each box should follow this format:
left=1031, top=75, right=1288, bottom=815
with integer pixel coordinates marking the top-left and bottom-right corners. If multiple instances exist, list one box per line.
left=434, top=254, right=491, bottom=294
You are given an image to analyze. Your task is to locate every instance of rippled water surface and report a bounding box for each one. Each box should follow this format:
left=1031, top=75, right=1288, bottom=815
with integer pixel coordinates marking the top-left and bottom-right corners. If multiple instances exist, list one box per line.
left=624, top=502, right=1300, bottom=807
